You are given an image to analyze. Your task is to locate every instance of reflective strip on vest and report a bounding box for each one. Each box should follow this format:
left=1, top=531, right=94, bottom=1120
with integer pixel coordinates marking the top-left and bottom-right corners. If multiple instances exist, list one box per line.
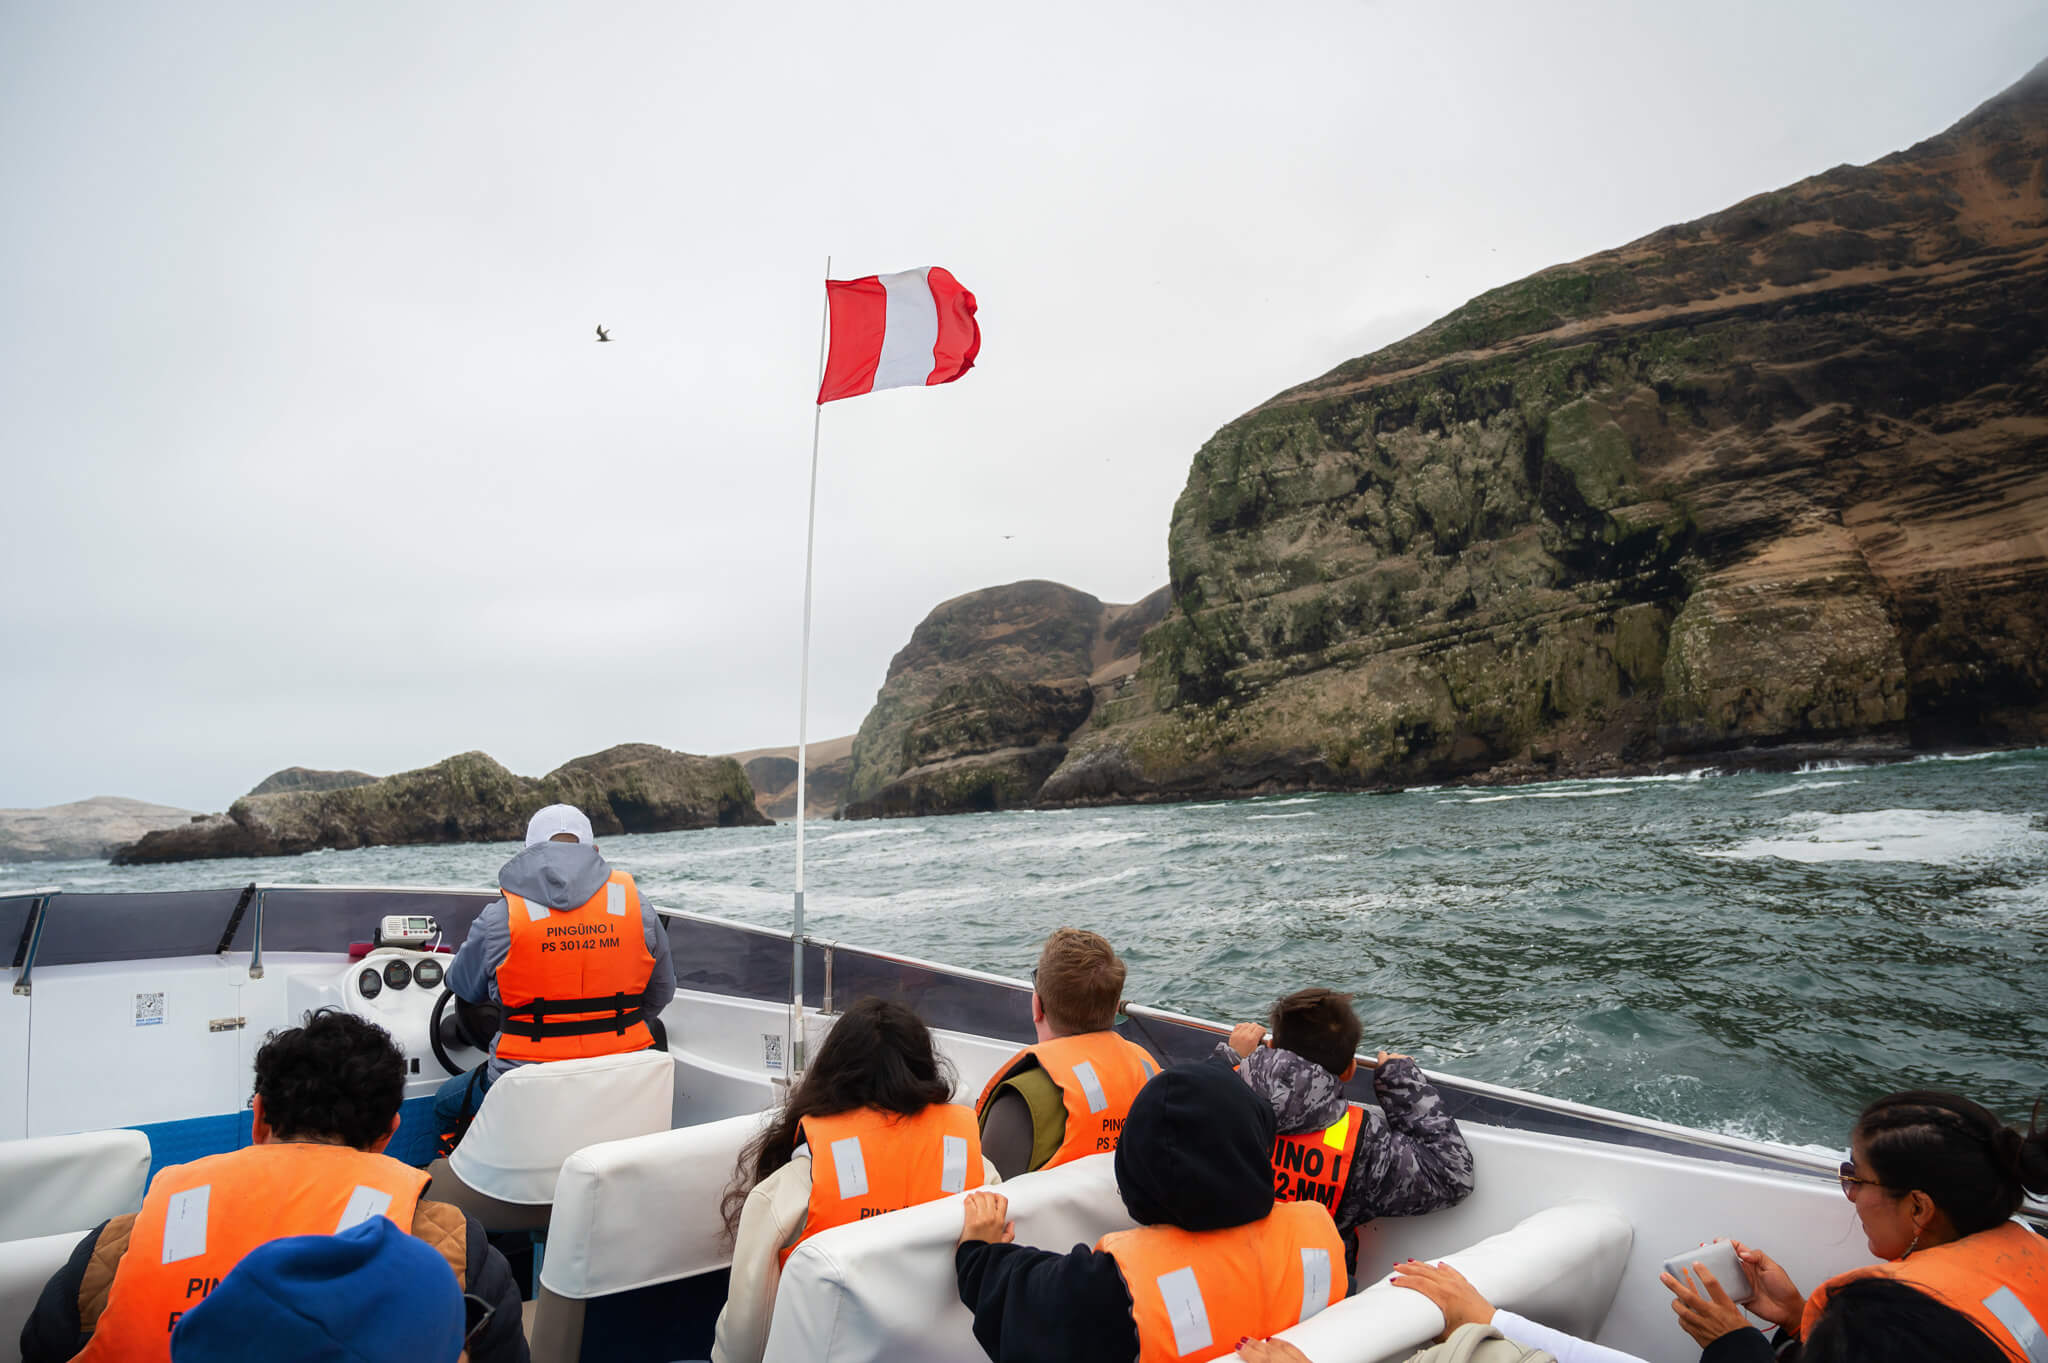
left=1155, top=1266, right=1212, bottom=1357
left=521, top=894, right=549, bottom=922
left=1984, top=1286, right=2048, bottom=1363
left=830, top=1137, right=870, bottom=1198
left=337, top=1185, right=393, bottom=1232
left=940, top=1135, right=968, bottom=1193
left=1299, top=1247, right=1333, bottom=1322
left=1073, top=1061, right=1109, bottom=1114
left=161, top=1186, right=209, bottom=1264
left=606, top=881, right=625, bottom=915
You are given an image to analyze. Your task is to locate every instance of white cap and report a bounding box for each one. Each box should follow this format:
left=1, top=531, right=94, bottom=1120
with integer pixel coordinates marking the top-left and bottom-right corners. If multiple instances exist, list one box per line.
left=525, top=804, right=594, bottom=847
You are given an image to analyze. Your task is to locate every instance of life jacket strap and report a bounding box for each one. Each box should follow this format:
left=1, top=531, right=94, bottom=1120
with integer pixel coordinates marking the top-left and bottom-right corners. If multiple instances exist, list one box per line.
left=499, top=993, right=646, bottom=1039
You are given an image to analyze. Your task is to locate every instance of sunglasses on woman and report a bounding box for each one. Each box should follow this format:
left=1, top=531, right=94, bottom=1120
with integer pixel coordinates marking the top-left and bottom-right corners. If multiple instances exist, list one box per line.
left=1838, top=1161, right=1887, bottom=1199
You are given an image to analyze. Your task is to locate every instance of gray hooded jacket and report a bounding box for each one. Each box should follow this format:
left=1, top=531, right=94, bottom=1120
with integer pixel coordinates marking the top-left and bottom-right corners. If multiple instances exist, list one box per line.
left=448, top=841, right=678, bottom=1079
left=1215, top=1041, right=1476, bottom=1233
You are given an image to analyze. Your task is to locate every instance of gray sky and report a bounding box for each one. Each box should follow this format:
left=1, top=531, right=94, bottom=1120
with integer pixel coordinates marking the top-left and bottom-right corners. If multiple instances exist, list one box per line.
left=5, top=2, right=2045, bottom=811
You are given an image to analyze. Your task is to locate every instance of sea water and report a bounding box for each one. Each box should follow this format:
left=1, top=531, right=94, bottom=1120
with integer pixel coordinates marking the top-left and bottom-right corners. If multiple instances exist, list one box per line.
left=10, top=749, right=2046, bottom=1150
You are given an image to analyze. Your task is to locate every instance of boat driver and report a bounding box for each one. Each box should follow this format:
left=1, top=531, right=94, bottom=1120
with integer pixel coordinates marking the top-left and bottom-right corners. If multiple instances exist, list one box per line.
left=974, top=927, right=1158, bottom=1177
left=426, top=802, right=676, bottom=1160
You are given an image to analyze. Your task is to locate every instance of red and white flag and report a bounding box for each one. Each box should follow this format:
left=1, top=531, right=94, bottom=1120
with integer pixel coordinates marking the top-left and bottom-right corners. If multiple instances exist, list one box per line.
left=817, top=266, right=980, bottom=404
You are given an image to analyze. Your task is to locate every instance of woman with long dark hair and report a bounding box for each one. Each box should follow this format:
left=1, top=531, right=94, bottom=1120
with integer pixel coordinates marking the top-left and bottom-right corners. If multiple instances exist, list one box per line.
left=710, top=997, right=996, bottom=1363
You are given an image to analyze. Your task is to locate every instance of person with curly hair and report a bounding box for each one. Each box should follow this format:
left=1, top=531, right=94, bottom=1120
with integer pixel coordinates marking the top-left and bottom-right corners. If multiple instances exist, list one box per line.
left=20, top=1010, right=528, bottom=1363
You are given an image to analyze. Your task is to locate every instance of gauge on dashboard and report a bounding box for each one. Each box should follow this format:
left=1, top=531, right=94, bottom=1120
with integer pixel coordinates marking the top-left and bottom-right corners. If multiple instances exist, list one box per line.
left=358, top=967, right=383, bottom=1000
left=414, top=958, right=444, bottom=989
left=382, top=959, right=414, bottom=991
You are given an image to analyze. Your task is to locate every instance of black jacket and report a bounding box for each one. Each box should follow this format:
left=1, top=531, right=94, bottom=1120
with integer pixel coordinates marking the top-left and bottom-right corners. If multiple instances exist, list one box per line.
left=956, top=1056, right=1281, bottom=1363
left=19, top=1205, right=527, bottom=1363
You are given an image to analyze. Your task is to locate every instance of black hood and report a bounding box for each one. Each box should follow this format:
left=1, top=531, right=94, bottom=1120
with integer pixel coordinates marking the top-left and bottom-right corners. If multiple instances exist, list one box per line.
left=1114, top=1061, right=1277, bottom=1231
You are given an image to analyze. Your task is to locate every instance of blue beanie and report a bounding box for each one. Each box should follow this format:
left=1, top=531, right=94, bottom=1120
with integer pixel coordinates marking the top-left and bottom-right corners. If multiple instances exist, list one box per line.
left=170, top=1215, right=464, bottom=1363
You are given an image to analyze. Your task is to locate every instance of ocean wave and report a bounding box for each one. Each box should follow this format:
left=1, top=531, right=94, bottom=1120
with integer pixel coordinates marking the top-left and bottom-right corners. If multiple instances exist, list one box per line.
left=1750, top=780, right=1856, bottom=798
left=1246, top=812, right=1318, bottom=821
left=1015, top=866, right=1145, bottom=898
left=1698, top=809, right=2048, bottom=866
left=1795, top=759, right=1867, bottom=774
left=1248, top=796, right=1321, bottom=807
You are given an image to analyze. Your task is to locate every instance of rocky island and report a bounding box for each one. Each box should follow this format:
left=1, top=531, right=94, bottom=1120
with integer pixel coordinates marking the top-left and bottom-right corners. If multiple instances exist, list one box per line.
left=111, top=744, right=768, bottom=864
left=843, top=59, right=2048, bottom=816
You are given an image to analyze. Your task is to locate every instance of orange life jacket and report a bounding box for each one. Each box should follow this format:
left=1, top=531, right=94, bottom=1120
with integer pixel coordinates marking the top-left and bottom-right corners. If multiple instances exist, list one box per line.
left=495, top=868, right=656, bottom=1063
left=778, top=1104, right=985, bottom=1266
left=1098, top=1201, right=1346, bottom=1363
left=975, top=1032, right=1158, bottom=1169
left=1271, top=1102, right=1368, bottom=1216
left=77, top=1143, right=428, bottom=1363
left=1798, top=1219, right=2048, bottom=1362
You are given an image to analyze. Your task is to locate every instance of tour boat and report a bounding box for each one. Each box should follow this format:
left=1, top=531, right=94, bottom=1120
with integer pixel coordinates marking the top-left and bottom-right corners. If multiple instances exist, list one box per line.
left=2, top=881, right=2039, bottom=1363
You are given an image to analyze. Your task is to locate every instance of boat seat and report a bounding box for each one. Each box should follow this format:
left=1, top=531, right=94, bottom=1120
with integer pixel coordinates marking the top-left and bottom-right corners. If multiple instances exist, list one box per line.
left=764, top=1152, right=1138, bottom=1363
left=0, top=1232, right=89, bottom=1363
left=427, top=1050, right=674, bottom=1232
left=1234, top=1200, right=1636, bottom=1363
left=0, top=1129, right=151, bottom=1242
left=528, top=1110, right=771, bottom=1363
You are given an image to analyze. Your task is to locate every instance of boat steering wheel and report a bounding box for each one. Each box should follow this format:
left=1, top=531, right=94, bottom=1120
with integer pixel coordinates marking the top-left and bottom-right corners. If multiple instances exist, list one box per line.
left=429, top=986, right=502, bottom=1078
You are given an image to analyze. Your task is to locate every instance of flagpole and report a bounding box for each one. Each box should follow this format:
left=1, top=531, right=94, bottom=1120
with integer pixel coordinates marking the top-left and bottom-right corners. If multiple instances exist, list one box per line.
left=790, top=254, right=830, bottom=1086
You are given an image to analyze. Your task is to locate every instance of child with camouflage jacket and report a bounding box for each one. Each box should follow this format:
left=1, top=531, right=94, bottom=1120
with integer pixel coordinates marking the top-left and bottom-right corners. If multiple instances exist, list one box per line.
left=1219, top=987, right=1475, bottom=1281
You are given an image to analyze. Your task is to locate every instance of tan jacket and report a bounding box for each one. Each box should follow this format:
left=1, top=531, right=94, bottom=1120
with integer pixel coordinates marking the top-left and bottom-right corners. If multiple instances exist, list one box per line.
left=1405, top=1323, right=1558, bottom=1363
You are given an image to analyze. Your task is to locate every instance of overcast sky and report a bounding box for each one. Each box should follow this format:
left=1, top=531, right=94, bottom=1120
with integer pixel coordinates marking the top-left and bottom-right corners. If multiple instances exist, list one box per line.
left=4, top=2, right=2044, bottom=811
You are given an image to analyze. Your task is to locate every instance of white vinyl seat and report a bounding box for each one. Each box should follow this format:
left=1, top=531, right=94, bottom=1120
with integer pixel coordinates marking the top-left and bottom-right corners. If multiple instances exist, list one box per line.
left=528, top=1110, right=772, bottom=1363
left=764, top=1152, right=1138, bottom=1363
left=429, top=1050, right=674, bottom=1231
left=0, top=1232, right=89, bottom=1363
left=0, top=1130, right=151, bottom=1242
left=1236, top=1200, right=1635, bottom=1363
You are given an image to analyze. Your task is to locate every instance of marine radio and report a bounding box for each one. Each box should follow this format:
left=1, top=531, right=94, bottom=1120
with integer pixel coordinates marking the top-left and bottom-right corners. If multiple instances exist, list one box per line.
left=375, top=914, right=440, bottom=950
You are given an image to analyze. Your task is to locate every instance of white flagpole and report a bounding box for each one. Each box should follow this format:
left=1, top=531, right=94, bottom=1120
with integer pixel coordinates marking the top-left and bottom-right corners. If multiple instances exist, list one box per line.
left=790, top=254, right=831, bottom=1085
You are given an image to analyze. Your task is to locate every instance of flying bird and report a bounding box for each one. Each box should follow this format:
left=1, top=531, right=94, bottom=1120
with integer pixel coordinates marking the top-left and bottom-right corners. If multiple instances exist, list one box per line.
left=595, top=325, right=612, bottom=343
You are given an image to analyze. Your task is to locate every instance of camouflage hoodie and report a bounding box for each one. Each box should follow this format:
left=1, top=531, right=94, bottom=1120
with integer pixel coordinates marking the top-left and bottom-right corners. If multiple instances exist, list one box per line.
left=1215, top=1041, right=1476, bottom=1234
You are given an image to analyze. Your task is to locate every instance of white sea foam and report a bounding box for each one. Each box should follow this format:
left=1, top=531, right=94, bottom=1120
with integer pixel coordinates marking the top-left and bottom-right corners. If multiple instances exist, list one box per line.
left=1750, top=780, right=1855, bottom=798
left=1246, top=812, right=1317, bottom=821
left=1459, top=787, right=1637, bottom=804
left=1015, top=866, right=1145, bottom=898
left=1912, top=750, right=2014, bottom=764
left=1699, top=809, right=2048, bottom=865
left=820, top=827, right=925, bottom=842
left=1248, top=797, right=1321, bottom=807
left=1796, top=759, right=1866, bottom=774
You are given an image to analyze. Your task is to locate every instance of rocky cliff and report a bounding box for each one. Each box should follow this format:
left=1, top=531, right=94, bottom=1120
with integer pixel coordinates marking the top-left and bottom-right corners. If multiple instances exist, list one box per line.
left=0, top=796, right=202, bottom=863
left=729, top=735, right=856, bottom=820
left=1039, top=60, right=2048, bottom=804
left=245, top=767, right=378, bottom=798
left=840, top=581, right=1169, bottom=819
left=112, top=743, right=768, bottom=864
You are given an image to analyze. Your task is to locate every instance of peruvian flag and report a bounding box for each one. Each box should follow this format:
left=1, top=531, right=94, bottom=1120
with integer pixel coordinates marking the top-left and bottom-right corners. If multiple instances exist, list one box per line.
left=817, top=266, right=980, bottom=404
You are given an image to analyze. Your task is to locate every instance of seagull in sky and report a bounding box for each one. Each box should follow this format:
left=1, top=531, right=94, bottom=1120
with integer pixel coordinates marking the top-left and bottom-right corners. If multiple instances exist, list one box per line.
left=595, top=325, right=612, bottom=343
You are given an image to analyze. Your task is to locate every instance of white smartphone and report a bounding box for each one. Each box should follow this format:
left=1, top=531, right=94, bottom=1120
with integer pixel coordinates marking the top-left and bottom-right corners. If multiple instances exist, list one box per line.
left=1661, top=1239, right=1755, bottom=1303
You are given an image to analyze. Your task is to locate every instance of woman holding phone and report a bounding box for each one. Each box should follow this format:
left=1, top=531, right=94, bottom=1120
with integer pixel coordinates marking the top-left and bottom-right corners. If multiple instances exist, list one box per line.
left=1375, top=1089, right=2046, bottom=1362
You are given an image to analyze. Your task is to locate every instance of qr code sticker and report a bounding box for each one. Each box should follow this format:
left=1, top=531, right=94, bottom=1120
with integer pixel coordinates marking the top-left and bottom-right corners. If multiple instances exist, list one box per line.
left=134, top=993, right=165, bottom=1027
left=762, top=1032, right=784, bottom=1074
